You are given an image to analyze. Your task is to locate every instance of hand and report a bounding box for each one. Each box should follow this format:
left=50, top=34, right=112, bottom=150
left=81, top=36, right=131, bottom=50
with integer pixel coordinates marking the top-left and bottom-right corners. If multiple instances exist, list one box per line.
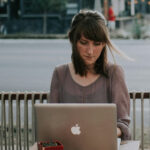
left=117, top=127, right=122, bottom=137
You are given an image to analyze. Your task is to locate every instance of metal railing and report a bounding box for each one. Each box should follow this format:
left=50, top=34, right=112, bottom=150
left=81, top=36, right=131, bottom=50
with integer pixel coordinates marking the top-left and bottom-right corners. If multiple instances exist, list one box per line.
left=0, top=92, right=150, bottom=150
left=130, top=92, right=150, bottom=150
left=0, top=92, right=49, bottom=150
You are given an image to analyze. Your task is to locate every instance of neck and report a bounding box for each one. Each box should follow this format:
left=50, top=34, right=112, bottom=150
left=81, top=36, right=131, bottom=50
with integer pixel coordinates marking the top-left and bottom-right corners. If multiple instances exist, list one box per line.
left=86, top=64, right=95, bottom=74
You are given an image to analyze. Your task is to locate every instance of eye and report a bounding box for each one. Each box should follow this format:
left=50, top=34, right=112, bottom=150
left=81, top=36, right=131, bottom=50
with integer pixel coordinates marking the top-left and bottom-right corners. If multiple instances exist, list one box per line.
left=80, top=40, right=87, bottom=45
left=94, top=42, right=102, bottom=46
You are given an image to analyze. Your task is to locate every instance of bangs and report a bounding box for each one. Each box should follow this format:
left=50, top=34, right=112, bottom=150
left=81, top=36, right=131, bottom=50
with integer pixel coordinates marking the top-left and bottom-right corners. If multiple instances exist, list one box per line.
left=75, top=18, right=107, bottom=42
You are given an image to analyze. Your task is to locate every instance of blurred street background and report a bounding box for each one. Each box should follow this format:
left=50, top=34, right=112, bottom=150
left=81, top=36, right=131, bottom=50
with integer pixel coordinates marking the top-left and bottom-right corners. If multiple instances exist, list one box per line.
left=0, top=0, right=150, bottom=38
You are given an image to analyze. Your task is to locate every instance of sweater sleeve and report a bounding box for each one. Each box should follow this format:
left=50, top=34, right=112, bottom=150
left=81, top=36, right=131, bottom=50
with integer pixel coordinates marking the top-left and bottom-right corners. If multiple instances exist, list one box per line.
left=49, top=68, right=60, bottom=103
left=110, top=65, right=131, bottom=140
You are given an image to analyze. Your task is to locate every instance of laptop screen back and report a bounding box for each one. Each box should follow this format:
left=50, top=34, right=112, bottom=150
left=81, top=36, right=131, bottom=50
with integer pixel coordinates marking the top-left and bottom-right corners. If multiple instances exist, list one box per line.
left=34, top=103, right=117, bottom=150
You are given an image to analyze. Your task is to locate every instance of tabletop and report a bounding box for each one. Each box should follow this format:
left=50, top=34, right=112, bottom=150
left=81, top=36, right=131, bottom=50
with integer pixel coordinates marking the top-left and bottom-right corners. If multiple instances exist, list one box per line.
left=30, top=141, right=140, bottom=150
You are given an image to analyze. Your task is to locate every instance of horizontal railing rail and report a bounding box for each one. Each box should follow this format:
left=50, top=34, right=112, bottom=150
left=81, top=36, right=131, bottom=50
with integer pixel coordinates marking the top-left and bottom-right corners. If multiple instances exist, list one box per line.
left=0, top=92, right=150, bottom=150
left=1, top=92, right=149, bottom=100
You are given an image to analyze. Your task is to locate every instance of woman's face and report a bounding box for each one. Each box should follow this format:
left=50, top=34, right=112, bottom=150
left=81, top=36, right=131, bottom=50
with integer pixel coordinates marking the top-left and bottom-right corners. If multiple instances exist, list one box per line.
left=76, top=35, right=105, bottom=67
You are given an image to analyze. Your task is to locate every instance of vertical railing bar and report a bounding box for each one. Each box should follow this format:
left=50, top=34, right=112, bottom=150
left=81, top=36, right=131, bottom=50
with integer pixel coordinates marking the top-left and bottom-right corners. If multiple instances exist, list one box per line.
left=24, top=93, right=27, bottom=150
left=39, top=93, right=43, bottom=103
left=31, top=93, right=36, bottom=144
left=3, top=93, right=7, bottom=150
left=16, top=93, right=19, bottom=150
left=1, top=92, right=6, bottom=150
left=141, top=92, right=144, bottom=150
left=10, top=93, right=14, bottom=150
left=0, top=94, right=1, bottom=150
left=26, top=93, right=29, bottom=150
left=16, top=93, right=22, bottom=150
left=42, top=92, right=44, bottom=103
left=0, top=93, right=2, bottom=150
left=24, top=92, right=29, bottom=150
left=47, top=93, right=49, bottom=103
left=0, top=93, right=3, bottom=150
left=8, top=93, right=12, bottom=150
left=149, top=93, right=150, bottom=148
left=19, top=93, right=22, bottom=150
left=132, top=92, right=136, bottom=140
left=8, top=92, right=14, bottom=150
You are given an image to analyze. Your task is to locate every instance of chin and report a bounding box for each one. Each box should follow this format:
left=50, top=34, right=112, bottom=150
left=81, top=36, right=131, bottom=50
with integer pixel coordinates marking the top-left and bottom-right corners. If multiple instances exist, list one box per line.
left=85, top=62, right=95, bottom=66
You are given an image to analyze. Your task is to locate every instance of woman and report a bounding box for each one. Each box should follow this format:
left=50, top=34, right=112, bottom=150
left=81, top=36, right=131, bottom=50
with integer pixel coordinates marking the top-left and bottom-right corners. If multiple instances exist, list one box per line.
left=49, top=10, right=131, bottom=140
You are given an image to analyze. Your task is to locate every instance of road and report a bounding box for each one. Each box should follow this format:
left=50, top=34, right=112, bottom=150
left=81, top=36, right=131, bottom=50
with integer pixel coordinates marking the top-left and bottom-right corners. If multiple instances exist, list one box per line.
left=0, top=39, right=150, bottom=127
left=0, top=39, right=150, bottom=92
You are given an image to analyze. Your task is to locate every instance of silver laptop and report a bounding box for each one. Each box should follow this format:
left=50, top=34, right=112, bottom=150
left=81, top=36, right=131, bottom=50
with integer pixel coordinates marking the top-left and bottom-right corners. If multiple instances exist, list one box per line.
left=34, top=103, right=118, bottom=150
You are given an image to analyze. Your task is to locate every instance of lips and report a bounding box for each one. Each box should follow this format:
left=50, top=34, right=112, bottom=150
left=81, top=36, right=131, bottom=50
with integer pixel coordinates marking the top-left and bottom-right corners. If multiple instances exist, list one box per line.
left=84, top=55, right=93, bottom=58
left=84, top=56, right=94, bottom=59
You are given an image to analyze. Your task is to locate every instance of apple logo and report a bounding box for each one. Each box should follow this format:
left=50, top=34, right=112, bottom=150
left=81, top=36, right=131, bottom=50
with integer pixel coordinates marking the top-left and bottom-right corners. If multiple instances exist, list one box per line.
left=71, top=124, right=81, bottom=135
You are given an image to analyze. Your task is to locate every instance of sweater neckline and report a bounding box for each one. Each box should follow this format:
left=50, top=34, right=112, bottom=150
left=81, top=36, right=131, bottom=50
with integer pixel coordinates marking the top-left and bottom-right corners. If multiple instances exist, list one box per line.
left=67, top=64, right=101, bottom=88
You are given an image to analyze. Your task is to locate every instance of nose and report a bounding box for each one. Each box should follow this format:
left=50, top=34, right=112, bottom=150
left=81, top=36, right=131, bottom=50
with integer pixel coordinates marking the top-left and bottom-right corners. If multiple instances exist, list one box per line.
left=87, top=44, right=94, bottom=55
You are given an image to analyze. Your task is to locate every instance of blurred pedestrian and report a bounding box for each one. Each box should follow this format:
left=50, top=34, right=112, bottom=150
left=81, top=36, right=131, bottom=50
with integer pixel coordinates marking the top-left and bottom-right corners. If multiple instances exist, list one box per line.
left=0, top=22, right=7, bottom=35
left=108, top=4, right=116, bottom=31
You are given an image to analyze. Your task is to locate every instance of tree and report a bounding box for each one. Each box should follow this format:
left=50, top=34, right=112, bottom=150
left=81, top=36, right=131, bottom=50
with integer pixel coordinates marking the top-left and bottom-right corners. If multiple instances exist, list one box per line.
left=32, top=0, right=67, bottom=34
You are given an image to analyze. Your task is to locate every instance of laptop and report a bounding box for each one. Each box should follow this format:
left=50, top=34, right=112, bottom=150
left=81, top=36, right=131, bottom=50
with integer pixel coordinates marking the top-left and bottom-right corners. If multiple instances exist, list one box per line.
left=34, top=103, right=118, bottom=150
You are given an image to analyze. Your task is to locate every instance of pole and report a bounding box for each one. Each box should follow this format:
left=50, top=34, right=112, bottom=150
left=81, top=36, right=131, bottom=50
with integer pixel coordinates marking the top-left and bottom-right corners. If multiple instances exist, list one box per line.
left=78, top=0, right=82, bottom=11
left=104, top=0, right=108, bottom=19
left=7, top=0, right=11, bottom=19
left=131, top=0, right=135, bottom=16
left=20, top=0, right=24, bottom=17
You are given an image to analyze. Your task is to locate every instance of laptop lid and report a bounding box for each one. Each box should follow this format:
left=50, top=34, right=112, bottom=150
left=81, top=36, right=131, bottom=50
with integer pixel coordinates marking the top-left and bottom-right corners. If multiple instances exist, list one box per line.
left=34, top=103, right=117, bottom=150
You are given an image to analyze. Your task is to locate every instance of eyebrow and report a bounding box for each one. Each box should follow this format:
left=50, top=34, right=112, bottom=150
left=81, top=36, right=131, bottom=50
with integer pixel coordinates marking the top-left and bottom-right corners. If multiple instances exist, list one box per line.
left=80, top=37, right=89, bottom=41
left=80, top=37, right=101, bottom=42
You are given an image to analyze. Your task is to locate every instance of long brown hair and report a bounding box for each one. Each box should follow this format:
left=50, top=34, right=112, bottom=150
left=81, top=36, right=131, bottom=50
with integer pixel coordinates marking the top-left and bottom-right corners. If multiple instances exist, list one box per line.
left=68, top=10, right=131, bottom=77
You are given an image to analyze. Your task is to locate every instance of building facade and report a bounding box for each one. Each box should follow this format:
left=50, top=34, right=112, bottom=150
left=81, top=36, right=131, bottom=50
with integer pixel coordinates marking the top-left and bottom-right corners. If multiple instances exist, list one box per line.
left=0, top=0, right=150, bottom=34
